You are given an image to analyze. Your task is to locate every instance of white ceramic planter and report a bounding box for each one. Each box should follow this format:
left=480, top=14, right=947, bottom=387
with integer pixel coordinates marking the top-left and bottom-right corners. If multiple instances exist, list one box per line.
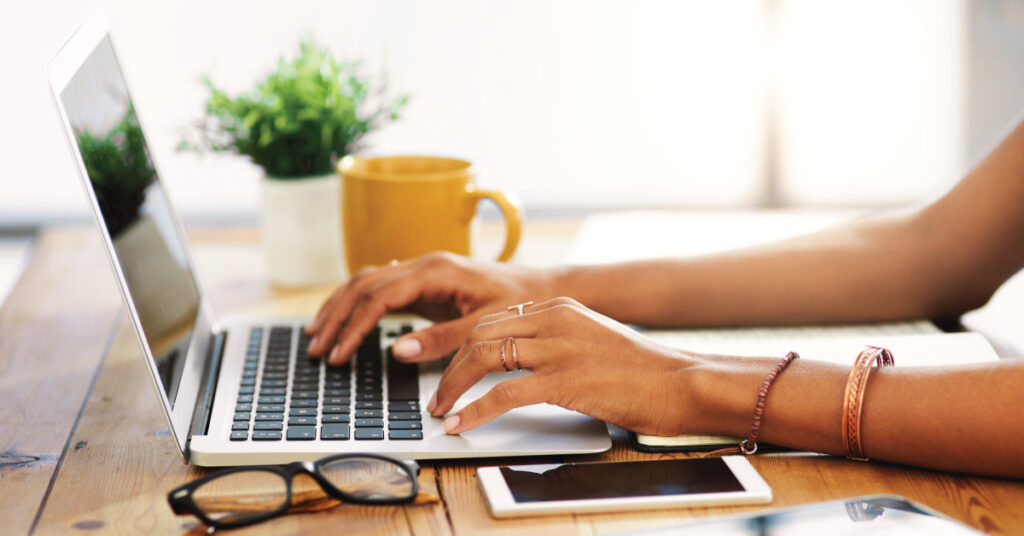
left=261, top=173, right=345, bottom=287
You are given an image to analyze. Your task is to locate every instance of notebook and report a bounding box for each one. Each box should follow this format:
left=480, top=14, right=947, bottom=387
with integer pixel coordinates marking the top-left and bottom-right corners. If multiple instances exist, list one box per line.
left=47, top=12, right=610, bottom=466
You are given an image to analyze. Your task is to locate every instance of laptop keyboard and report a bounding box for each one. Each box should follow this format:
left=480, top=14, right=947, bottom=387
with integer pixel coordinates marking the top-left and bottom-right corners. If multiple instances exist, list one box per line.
left=230, top=324, right=423, bottom=442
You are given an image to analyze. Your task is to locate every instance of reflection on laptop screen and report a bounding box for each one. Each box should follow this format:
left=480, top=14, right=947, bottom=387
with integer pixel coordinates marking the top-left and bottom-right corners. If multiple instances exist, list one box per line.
left=61, top=35, right=199, bottom=408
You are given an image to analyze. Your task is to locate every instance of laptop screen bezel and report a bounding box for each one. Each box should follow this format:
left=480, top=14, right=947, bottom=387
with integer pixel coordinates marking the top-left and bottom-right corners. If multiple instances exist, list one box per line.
left=47, top=11, right=215, bottom=460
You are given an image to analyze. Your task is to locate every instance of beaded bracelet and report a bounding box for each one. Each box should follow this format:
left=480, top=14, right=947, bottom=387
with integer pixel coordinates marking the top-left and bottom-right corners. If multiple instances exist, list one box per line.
left=701, top=351, right=800, bottom=458
left=739, top=351, right=801, bottom=454
left=842, top=346, right=895, bottom=461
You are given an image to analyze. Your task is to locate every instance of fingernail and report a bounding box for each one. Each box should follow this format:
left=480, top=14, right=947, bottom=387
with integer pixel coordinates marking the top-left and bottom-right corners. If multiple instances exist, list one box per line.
left=393, top=337, right=422, bottom=359
left=443, top=415, right=461, bottom=434
left=307, top=337, right=318, bottom=353
left=328, top=345, right=340, bottom=364
left=427, top=392, right=437, bottom=414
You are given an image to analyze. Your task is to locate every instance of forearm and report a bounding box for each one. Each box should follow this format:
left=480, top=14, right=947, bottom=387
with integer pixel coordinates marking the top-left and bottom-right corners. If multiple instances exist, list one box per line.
left=552, top=210, right=983, bottom=327
left=683, top=354, right=1024, bottom=478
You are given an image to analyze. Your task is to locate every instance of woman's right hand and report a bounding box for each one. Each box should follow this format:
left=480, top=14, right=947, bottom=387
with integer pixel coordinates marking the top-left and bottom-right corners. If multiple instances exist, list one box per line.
left=304, top=252, right=560, bottom=366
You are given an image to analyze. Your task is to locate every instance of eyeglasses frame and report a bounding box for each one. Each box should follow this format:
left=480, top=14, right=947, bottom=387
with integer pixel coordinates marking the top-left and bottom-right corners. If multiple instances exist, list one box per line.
left=167, top=453, right=421, bottom=529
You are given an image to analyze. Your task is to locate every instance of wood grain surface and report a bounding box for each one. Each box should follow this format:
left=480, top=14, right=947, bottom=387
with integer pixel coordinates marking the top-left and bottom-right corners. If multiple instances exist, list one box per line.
left=4, top=223, right=1023, bottom=535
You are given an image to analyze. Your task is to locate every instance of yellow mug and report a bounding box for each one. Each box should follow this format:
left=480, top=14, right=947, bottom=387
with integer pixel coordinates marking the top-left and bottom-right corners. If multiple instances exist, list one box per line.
left=338, top=155, right=522, bottom=274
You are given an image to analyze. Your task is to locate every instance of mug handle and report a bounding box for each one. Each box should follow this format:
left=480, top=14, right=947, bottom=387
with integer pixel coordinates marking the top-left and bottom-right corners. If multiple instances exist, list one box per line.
left=466, top=186, right=523, bottom=262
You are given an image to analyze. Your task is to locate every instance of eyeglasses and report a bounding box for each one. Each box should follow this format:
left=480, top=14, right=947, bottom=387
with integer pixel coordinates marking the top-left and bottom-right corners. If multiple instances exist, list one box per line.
left=168, top=453, right=421, bottom=530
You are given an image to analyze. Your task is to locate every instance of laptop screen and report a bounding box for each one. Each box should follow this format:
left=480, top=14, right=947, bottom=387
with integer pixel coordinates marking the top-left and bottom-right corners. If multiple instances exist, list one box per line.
left=60, top=35, right=200, bottom=409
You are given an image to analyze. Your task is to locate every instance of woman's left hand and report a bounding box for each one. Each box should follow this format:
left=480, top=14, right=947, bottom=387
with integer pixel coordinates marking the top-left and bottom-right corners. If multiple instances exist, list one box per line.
left=428, top=297, right=697, bottom=435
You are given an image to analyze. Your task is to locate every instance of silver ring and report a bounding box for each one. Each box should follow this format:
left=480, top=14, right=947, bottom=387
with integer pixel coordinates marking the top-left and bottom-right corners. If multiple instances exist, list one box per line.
left=510, top=337, right=521, bottom=370
left=506, top=301, right=534, bottom=316
left=500, top=337, right=513, bottom=372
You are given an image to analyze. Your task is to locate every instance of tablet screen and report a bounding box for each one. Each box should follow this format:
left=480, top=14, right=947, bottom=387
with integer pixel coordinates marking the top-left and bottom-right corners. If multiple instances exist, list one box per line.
left=500, top=458, right=744, bottom=503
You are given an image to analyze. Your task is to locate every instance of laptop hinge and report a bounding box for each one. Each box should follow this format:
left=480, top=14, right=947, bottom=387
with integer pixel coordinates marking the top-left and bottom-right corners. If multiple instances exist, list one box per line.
left=185, top=330, right=227, bottom=460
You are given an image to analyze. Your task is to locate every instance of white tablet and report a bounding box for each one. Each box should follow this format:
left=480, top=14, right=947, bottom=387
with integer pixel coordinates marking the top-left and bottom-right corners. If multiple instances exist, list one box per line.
left=477, top=456, right=772, bottom=518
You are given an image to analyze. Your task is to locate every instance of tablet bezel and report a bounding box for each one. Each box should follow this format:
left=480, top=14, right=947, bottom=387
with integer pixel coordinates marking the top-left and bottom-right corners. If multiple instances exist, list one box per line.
left=477, top=455, right=772, bottom=518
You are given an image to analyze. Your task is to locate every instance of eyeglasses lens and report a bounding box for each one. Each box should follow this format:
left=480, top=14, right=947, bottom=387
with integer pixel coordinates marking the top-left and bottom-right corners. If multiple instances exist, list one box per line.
left=320, top=456, right=415, bottom=500
left=191, top=470, right=289, bottom=524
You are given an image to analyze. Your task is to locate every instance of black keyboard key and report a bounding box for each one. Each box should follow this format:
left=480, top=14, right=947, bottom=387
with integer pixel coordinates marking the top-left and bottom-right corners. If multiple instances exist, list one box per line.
left=290, top=390, right=318, bottom=400
left=262, top=372, right=287, bottom=380
left=254, top=422, right=283, bottom=431
left=258, top=396, right=286, bottom=404
left=240, top=377, right=256, bottom=386
left=389, top=412, right=422, bottom=421
left=235, top=403, right=253, bottom=412
left=290, top=407, right=317, bottom=417
left=389, top=430, right=423, bottom=440
left=252, top=430, right=282, bottom=441
left=287, top=426, right=316, bottom=440
left=322, top=405, right=350, bottom=414
left=324, top=388, right=350, bottom=397
left=232, top=422, right=250, bottom=431
left=356, top=401, right=383, bottom=410
left=356, top=392, right=382, bottom=401
left=233, top=412, right=251, bottom=421
left=290, top=400, right=318, bottom=408
left=388, top=421, right=422, bottom=430
left=238, top=385, right=255, bottom=395
left=292, top=383, right=319, bottom=392
left=325, top=380, right=349, bottom=388
left=323, top=397, right=348, bottom=406
left=261, top=379, right=287, bottom=387
left=389, top=401, right=420, bottom=412
left=355, top=428, right=384, bottom=440
left=355, top=409, right=383, bottom=419
left=236, top=394, right=254, bottom=403
left=321, top=424, right=350, bottom=440
left=261, top=388, right=286, bottom=395
left=230, top=431, right=248, bottom=441
left=257, top=404, right=285, bottom=413
left=321, top=414, right=351, bottom=424
left=288, top=416, right=317, bottom=426
left=255, top=413, right=284, bottom=421
left=387, top=349, right=420, bottom=401
left=355, top=418, right=384, bottom=428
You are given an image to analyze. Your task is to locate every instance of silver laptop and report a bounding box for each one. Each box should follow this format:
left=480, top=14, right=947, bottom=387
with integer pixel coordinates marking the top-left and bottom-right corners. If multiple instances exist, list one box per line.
left=47, top=13, right=610, bottom=466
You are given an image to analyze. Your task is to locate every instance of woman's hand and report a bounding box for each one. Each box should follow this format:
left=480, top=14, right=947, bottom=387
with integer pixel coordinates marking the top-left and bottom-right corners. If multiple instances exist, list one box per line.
left=305, top=252, right=559, bottom=365
left=428, top=297, right=697, bottom=436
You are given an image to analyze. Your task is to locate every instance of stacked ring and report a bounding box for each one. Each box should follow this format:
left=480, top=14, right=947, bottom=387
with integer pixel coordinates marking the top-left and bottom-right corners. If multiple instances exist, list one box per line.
left=510, top=337, right=521, bottom=370
left=499, top=338, right=511, bottom=372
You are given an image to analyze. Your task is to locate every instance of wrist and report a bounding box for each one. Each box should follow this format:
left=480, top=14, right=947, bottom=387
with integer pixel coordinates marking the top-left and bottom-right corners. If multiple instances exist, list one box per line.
left=546, top=264, right=592, bottom=304
left=685, top=354, right=778, bottom=437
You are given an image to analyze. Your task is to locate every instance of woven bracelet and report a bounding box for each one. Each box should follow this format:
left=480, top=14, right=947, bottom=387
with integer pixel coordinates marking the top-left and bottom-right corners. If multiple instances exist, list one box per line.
left=842, top=346, right=895, bottom=461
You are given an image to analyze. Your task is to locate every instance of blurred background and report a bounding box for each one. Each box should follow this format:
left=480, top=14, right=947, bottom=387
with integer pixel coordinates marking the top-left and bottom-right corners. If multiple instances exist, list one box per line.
left=2, top=0, right=1024, bottom=301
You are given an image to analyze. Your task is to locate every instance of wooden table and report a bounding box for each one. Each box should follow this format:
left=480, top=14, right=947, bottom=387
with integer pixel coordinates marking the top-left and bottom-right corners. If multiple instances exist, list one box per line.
left=3, top=221, right=1024, bottom=535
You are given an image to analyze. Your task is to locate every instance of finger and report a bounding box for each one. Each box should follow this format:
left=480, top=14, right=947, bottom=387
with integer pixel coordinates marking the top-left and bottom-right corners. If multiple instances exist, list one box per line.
left=432, top=337, right=545, bottom=416
left=391, top=315, right=479, bottom=363
left=308, top=261, right=430, bottom=357
left=440, top=377, right=549, bottom=434
left=477, top=295, right=579, bottom=324
left=306, top=265, right=403, bottom=355
left=328, top=269, right=456, bottom=365
left=307, top=266, right=380, bottom=334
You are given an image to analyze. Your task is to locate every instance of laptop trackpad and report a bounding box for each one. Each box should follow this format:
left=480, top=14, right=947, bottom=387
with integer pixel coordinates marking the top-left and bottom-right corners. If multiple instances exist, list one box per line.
left=417, top=363, right=611, bottom=454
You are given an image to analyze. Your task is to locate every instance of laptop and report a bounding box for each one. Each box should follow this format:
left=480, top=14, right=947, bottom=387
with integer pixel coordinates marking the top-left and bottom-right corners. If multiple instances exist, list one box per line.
left=47, top=13, right=611, bottom=466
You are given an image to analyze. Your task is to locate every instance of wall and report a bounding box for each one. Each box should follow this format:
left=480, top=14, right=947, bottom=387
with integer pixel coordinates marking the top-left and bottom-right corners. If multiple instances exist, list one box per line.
left=3, top=0, right=1014, bottom=225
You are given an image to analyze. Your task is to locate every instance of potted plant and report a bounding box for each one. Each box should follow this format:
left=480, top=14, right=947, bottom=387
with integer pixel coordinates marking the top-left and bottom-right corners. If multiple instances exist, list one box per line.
left=186, top=40, right=407, bottom=286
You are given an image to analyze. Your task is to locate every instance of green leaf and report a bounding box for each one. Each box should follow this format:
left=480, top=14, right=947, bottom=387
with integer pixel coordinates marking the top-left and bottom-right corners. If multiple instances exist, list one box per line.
left=185, top=38, right=408, bottom=177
